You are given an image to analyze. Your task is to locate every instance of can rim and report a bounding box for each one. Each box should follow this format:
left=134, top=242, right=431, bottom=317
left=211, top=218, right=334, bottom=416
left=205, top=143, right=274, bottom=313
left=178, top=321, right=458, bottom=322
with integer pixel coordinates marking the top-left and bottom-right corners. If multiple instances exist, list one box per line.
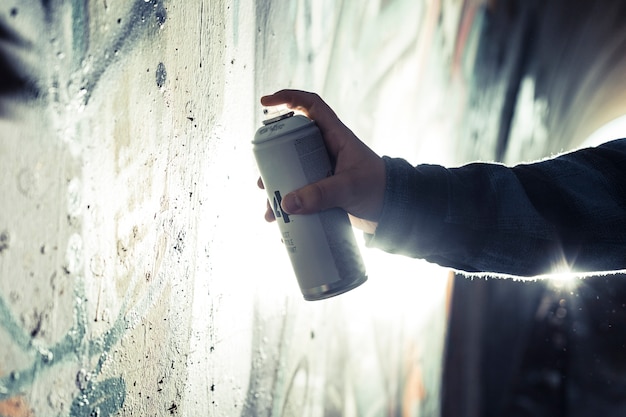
left=253, top=114, right=314, bottom=144
left=301, top=274, right=368, bottom=301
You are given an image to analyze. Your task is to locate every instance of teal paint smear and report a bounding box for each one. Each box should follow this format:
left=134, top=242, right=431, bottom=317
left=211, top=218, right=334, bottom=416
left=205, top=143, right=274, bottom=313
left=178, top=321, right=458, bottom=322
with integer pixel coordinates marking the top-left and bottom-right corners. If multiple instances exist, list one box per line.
left=0, top=277, right=129, bottom=414
left=70, top=377, right=126, bottom=417
left=0, top=294, right=35, bottom=353
left=71, top=0, right=89, bottom=71
left=0, top=280, right=87, bottom=401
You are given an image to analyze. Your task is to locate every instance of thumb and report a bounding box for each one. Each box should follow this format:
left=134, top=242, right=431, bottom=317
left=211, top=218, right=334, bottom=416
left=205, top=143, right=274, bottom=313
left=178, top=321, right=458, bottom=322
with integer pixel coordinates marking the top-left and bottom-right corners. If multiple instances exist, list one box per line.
left=281, top=175, right=348, bottom=215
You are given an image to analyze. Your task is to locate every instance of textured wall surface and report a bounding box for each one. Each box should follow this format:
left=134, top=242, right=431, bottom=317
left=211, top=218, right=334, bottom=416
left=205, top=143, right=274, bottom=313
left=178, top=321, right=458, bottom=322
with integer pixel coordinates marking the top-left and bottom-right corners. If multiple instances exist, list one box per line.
left=0, top=1, right=462, bottom=416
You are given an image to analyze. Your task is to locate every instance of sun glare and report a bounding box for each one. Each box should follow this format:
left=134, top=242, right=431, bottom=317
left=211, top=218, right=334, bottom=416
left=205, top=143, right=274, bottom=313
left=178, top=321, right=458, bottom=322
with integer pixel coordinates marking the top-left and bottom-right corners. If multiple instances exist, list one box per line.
left=543, top=258, right=581, bottom=291
left=583, top=114, right=626, bottom=147
left=335, top=227, right=451, bottom=326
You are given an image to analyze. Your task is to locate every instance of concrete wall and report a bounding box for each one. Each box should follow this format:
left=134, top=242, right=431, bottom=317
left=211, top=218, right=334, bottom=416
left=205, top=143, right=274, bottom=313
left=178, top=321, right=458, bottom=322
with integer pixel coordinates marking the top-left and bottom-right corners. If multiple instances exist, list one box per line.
left=0, top=1, right=463, bottom=416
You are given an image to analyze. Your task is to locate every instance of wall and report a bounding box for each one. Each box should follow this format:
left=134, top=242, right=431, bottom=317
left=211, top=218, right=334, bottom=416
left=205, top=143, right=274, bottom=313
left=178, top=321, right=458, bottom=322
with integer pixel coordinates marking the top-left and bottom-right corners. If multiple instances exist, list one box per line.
left=0, top=1, right=464, bottom=416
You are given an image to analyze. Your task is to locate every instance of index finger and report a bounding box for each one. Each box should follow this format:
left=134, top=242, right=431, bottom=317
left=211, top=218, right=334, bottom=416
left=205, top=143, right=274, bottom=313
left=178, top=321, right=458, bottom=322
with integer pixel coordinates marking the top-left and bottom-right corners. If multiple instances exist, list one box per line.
left=260, top=90, right=341, bottom=137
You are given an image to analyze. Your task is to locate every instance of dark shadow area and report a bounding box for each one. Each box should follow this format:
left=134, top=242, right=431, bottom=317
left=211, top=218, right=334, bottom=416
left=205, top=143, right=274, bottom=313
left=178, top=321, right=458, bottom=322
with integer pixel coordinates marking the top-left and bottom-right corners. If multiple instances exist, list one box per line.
left=443, top=0, right=626, bottom=416
left=0, top=15, right=39, bottom=115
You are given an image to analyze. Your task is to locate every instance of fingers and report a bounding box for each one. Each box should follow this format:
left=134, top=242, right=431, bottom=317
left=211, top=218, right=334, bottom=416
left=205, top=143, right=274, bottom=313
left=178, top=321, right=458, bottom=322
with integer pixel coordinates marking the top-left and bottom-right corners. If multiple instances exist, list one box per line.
left=265, top=199, right=275, bottom=222
left=258, top=177, right=276, bottom=221
left=260, top=89, right=324, bottom=118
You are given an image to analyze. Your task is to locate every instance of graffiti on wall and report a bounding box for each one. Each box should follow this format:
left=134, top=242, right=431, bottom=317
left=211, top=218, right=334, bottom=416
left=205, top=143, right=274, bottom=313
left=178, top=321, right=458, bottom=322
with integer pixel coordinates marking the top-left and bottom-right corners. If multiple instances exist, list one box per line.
left=0, top=1, right=175, bottom=415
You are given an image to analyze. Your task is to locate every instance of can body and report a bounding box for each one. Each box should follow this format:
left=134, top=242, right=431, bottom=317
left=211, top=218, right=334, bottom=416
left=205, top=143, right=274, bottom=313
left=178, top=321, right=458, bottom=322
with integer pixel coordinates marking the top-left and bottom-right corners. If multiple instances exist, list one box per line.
left=253, top=112, right=367, bottom=300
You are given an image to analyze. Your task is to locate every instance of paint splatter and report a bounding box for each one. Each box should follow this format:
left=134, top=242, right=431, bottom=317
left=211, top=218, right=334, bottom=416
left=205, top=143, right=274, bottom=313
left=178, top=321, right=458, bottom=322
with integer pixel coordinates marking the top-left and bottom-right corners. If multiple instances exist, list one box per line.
left=156, top=62, right=167, bottom=88
left=0, top=231, right=9, bottom=253
left=155, top=2, right=167, bottom=26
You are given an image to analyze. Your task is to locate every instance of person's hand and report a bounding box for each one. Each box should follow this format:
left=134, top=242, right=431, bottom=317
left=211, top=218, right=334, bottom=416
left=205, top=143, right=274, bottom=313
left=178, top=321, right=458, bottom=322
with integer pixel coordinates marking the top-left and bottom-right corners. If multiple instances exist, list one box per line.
left=257, top=89, right=385, bottom=234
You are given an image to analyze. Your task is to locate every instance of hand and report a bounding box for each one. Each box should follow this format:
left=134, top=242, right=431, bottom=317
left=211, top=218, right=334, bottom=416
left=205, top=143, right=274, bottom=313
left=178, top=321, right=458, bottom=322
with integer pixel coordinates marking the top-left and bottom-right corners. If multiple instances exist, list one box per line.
left=257, top=89, right=386, bottom=234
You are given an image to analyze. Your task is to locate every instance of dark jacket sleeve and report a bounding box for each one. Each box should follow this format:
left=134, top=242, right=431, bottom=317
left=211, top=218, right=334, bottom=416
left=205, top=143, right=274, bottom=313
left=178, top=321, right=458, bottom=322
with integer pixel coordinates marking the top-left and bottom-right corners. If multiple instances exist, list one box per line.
left=366, top=138, right=626, bottom=277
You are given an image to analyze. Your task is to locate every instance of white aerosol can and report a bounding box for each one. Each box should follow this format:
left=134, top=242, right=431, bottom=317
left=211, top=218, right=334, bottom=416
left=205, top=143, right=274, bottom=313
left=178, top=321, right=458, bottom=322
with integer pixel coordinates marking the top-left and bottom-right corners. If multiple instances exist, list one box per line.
left=253, top=110, right=367, bottom=300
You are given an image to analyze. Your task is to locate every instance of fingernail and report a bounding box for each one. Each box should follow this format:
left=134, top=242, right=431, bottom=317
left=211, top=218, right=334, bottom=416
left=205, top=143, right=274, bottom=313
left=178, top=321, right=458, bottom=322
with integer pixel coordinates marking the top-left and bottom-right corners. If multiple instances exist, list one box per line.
left=282, top=193, right=302, bottom=213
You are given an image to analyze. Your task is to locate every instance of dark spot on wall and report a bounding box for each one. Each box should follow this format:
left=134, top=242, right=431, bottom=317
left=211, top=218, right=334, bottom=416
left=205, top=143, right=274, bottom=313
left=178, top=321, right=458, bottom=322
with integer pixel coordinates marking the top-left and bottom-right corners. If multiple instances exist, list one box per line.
left=10, top=8, right=18, bottom=17
left=116, top=240, right=128, bottom=257
left=29, top=311, right=44, bottom=337
left=173, top=229, right=185, bottom=253
left=0, top=230, right=9, bottom=253
left=156, top=62, right=167, bottom=88
left=155, top=2, right=167, bottom=26
left=0, top=17, right=39, bottom=109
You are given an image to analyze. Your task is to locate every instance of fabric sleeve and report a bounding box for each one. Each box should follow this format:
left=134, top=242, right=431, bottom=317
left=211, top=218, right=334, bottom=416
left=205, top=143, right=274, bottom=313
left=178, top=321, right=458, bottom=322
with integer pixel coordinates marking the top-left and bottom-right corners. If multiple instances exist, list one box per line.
left=365, top=138, right=626, bottom=277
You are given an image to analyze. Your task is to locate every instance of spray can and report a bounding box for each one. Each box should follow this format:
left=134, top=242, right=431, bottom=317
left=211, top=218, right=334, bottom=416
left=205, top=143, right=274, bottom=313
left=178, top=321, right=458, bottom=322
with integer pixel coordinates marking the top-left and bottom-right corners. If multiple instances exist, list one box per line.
left=253, top=110, right=367, bottom=300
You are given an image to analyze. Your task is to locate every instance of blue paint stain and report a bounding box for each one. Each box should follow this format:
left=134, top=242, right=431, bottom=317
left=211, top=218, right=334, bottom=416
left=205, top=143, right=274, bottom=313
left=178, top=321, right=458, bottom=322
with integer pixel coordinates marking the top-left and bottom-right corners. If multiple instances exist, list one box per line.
left=0, top=293, right=33, bottom=353
left=70, top=377, right=126, bottom=417
left=71, top=0, right=89, bottom=71
left=80, top=0, right=169, bottom=104
left=0, top=274, right=128, bottom=410
left=155, top=1, right=168, bottom=26
left=0, top=280, right=128, bottom=416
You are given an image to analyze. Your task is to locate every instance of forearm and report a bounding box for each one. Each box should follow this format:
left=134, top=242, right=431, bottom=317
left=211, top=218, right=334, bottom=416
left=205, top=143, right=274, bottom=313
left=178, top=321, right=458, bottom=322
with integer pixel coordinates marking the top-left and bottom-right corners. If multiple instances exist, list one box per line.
left=367, top=139, right=626, bottom=277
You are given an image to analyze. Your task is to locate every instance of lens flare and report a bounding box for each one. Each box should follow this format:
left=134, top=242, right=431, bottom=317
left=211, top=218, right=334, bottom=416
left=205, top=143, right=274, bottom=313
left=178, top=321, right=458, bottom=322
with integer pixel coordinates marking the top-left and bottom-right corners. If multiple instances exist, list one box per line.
left=547, top=259, right=580, bottom=291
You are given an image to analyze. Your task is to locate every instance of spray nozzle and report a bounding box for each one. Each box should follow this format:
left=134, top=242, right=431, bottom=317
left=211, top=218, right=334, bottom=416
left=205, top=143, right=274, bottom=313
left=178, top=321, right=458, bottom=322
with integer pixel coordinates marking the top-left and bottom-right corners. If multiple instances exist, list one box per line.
left=262, top=105, right=294, bottom=125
